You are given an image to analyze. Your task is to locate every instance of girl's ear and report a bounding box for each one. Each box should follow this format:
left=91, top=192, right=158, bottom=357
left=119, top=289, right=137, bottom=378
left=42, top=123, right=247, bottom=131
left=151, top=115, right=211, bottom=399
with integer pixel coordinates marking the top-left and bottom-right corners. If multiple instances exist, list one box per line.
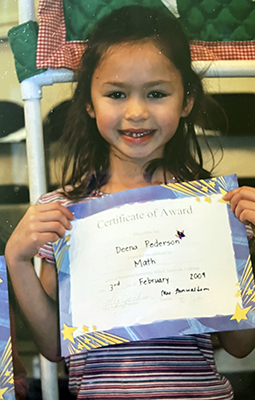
left=181, top=95, right=195, bottom=118
left=86, top=103, right=96, bottom=118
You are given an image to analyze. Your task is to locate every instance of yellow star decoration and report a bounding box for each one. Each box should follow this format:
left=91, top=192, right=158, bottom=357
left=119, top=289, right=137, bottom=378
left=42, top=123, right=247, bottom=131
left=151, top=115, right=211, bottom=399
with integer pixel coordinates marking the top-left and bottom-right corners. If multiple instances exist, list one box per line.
left=65, top=235, right=71, bottom=243
left=247, top=288, right=253, bottom=295
left=64, top=235, right=71, bottom=250
left=83, top=326, right=89, bottom=333
left=218, top=198, right=229, bottom=204
left=5, top=370, right=10, bottom=377
left=61, top=324, right=77, bottom=343
left=196, top=197, right=200, bottom=202
left=235, top=290, right=241, bottom=297
left=230, top=303, right=251, bottom=323
left=204, top=197, right=211, bottom=203
left=0, top=276, right=3, bottom=285
left=219, top=187, right=227, bottom=196
left=92, top=325, right=97, bottom=331
left=0, top=387, right=8, bottom=399
left=217, top=187, right=229, bottom=204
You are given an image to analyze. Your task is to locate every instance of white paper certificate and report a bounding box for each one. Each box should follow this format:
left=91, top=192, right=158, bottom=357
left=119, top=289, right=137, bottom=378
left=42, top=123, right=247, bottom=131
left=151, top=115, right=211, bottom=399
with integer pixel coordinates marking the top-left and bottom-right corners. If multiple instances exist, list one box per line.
left=55, top=175, right=255, bottom=356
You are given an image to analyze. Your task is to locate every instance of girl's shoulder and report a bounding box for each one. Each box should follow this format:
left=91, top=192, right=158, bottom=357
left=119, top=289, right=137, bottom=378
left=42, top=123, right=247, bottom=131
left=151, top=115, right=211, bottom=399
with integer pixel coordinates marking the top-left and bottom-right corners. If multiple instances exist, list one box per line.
left=37, top=186, right=73, bottom=206
left=37, top=186, right=105, bottom=207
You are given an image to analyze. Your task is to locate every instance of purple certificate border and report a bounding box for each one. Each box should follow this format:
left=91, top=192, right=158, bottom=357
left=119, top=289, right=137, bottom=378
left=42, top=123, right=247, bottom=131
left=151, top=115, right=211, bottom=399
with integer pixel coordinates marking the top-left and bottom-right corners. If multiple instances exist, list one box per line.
left=0, top=256, right=15, bottom=399
left=55, top=175, right=255, bottom=357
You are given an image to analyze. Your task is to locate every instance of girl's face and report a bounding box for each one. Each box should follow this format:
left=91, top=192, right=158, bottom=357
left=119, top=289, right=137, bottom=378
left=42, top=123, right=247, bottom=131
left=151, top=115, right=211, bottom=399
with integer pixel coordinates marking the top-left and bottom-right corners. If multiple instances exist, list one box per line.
left=87, top=41, right=193, bottom=167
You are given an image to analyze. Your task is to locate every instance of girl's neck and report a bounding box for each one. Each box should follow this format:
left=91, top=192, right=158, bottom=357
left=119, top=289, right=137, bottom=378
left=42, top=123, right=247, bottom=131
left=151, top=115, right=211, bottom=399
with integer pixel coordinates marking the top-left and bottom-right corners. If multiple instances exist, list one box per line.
left=100, top=155, right=173, bottom=194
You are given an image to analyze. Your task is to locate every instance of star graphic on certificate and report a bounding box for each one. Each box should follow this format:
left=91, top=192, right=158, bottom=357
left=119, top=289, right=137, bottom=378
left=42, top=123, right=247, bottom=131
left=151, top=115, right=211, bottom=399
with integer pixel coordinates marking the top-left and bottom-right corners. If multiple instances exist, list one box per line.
left=64, top=234, right=71, bottom=249
left=61, top=324, right=77, bottom=343
left=230, top=303, right=251, bottom=323
left=0, top=387, right=8, bottom=399
left=219, top=187, right=227, bottom=196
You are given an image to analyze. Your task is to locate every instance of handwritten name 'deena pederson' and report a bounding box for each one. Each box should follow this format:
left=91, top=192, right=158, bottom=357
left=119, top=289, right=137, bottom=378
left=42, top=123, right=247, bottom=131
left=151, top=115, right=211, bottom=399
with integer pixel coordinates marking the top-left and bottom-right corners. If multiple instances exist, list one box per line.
left=115, top=238, right=181, bottom=267
left=97, top=205, right=193, bottom=229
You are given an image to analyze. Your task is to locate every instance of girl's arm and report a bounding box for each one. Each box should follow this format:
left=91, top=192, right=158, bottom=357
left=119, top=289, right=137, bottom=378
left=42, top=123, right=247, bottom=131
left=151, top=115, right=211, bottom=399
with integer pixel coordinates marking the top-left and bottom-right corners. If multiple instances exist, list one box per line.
left=217, top=329, right=255, bottom=358
left=5, top=202, right=74, bottom=362
left=218, top=187, right=255, bottom=358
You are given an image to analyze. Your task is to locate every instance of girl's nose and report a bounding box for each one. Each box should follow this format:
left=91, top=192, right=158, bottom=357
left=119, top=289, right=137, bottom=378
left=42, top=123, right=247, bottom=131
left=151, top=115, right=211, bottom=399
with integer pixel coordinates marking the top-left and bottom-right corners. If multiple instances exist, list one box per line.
left=125, top=98, right=149, bottom=122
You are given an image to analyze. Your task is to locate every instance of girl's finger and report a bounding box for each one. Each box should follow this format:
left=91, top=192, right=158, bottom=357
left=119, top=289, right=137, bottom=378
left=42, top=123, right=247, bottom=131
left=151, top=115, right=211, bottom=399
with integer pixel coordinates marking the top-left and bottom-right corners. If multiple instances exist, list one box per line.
left=233, top=200, right=255, bottom=224
left=31, top=221, right=69, bottom=238
left=222, top=187, right=240, bottom=200
left=29, top=209, right=73, bottom=231
left=223, top=187, right=255, bottom=213
left=5, top=201, right=76, bottom=265
left=26, top=204, right=75, bottom=231
left=31, top=232, right=64, bottom=249
left=34, top=202, right=75, bottom=220
left=238, top=209, right=255, bottom=226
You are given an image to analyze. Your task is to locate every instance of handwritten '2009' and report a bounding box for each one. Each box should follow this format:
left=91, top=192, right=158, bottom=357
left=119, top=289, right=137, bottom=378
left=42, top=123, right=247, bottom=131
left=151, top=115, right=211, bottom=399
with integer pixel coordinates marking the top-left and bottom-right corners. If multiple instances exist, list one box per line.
left=190, top=272, right=206, bottom=280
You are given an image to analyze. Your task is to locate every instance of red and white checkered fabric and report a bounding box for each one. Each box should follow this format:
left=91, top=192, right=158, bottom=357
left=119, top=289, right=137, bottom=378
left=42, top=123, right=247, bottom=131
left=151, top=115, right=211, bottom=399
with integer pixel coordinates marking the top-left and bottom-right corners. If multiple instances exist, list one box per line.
left=36, top=0, right=255, bottom=71
left=36, top=0, right=86, bottom=70
left=190, top=40, right=255, bottom=61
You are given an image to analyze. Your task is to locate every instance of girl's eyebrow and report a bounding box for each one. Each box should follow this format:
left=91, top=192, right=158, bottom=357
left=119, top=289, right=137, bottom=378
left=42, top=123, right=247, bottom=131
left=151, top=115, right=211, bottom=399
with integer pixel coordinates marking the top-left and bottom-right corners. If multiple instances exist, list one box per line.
left=103, top=82, right=126, bottom=87
left=144, top=80, right=172, bottom=87
left=103, top=80, right=172, bottom=87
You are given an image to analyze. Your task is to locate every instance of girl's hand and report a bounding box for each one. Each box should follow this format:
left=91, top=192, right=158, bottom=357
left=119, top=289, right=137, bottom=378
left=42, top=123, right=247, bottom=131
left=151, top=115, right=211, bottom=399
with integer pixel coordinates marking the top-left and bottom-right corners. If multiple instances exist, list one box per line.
left=5, top=202, right=74, bottom=266
left=223, top=186, right=255, bottom=226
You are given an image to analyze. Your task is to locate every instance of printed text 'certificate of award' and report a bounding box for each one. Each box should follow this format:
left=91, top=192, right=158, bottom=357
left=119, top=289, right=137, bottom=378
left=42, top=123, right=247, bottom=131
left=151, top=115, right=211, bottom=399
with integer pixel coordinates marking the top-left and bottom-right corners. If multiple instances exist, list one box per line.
left=54, top=175, right=255, bottom=357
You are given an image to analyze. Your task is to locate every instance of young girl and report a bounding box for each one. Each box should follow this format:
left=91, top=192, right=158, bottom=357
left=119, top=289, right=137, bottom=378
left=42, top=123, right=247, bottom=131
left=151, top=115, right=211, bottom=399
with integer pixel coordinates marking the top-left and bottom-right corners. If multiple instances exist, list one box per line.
left=5, top=5, right=255, bottom=399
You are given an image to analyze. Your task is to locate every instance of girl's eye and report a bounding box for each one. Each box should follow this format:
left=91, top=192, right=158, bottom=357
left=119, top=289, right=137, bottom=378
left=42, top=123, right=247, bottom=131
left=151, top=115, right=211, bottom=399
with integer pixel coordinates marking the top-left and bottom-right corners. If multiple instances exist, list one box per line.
left=147, top=91, right=167, bottom=99
left=107, top=91, right=126, bottom=99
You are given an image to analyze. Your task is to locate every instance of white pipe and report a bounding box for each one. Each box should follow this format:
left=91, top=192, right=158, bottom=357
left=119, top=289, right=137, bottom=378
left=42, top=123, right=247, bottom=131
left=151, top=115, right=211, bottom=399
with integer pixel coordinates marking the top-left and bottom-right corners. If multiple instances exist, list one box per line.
left=18, top=0, right=36, bottom=23
left=21, top=78, right=60, bottom=400
left=40, top=354, right=60, bottom=400
left=22, top=95, right=46, bottom=203
left=21, top=69, right=75, bottom=95
left=18, top=0, right=60, bottom=393
left=193, top=60, right=255, bottom=77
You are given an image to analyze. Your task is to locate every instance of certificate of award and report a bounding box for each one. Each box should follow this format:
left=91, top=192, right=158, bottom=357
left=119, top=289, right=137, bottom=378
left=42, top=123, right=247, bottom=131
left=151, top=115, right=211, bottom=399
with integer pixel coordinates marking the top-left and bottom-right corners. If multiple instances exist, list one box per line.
left=54, top=175, right=255, bottom=357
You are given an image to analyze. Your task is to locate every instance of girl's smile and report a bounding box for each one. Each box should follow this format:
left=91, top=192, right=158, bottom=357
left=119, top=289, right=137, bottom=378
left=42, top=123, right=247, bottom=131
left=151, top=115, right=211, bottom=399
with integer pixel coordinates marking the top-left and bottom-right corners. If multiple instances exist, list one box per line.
left=86, top=41, right=194, bottom=168
left=118, top=128, right=156, bottom=143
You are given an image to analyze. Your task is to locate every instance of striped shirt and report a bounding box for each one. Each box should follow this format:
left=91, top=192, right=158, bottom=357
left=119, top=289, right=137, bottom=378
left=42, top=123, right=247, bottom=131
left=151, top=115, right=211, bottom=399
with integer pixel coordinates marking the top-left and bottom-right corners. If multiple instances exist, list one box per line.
left=38, top=188, right=234, bottom=399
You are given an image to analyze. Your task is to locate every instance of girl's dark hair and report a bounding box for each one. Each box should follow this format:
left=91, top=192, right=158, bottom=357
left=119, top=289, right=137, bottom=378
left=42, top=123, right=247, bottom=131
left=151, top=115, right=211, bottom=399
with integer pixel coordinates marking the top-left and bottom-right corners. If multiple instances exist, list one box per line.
left=60, top=5, right=220, bottom=199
